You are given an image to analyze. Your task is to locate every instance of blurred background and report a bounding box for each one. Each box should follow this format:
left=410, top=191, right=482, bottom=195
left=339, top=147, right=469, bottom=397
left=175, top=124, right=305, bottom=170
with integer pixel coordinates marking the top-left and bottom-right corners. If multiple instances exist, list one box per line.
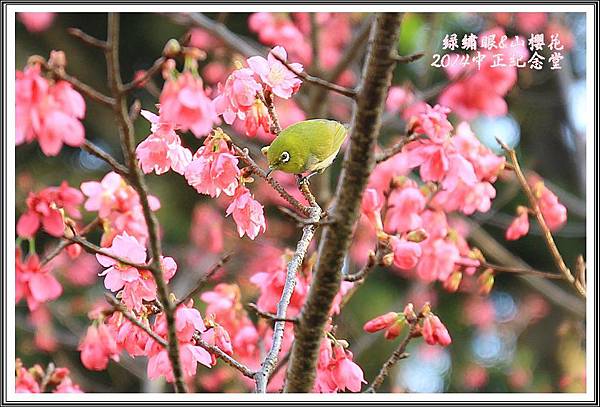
left=15, top=11, right=586, bottom=393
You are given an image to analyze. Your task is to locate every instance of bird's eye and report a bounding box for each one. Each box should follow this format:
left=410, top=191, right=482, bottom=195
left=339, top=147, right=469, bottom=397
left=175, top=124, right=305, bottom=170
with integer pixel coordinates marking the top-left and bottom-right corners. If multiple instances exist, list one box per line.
left=280, top=151, right=290, bottom=163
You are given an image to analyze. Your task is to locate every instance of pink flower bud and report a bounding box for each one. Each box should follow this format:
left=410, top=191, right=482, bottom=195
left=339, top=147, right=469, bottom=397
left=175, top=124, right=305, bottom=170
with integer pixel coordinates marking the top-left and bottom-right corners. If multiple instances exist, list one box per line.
left=443, top=270, right=462, bottom=293
left=363, top=312, right=398, bottom=333
left=422, top=314, right=452, bottom=346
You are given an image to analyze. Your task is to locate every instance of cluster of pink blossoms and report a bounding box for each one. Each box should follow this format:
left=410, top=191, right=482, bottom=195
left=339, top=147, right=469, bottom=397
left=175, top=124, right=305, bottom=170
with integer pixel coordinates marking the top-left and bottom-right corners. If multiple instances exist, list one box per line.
left=80, top=171, right=160, bottom=246
left=439, top=28, right=528, bottom=120
left=363, top=103, right=505, bottom=286
left=505, top=174, right=567, bottom=241
left=248, top=13, right=355, bottom=83
left=159, top=61, right=219, bottom=138
left=17, top=181, right=83, bottom=238
left=364, top=303, right=452, bottom=347
left=214, top=46, right=303, bottom=137
left=78, top=300, right=220, bottom=383
left=314, top=332, right=366, bottom=393
left=16, top=359, right=82, bottom=393
left=96, top=232, right=177, bottom=311
left=16, top=57, right=86, bottom=156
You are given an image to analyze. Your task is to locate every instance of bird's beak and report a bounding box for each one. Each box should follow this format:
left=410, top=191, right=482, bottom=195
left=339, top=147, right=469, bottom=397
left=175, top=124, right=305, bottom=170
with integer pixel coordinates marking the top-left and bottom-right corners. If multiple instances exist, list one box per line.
left=265, top=167, right=274, bottom=177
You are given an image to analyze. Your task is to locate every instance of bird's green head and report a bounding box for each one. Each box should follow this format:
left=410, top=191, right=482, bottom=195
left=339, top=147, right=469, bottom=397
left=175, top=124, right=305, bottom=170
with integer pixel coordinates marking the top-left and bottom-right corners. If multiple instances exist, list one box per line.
left=262, top=136, right=305, bottom=175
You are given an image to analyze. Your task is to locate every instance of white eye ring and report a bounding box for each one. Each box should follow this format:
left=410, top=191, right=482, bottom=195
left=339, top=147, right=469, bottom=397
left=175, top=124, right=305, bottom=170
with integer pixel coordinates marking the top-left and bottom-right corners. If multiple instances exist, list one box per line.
left=281, top=151, right=290, bottom=163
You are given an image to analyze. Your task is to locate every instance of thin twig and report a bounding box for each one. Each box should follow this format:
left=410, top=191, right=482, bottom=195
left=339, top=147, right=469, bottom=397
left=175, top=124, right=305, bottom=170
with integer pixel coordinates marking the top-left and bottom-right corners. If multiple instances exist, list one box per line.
left=67, top=27, right=108, bottom=49
left=365, top=325, right=419, bottom=393
left=122, top=56, right=166, bottom=92
left=271, top=51, right=357, bottom=99
left=375, top=133, right=417, bottom=164
left=39, top=363, right=56, bottom=393
left=247, top=303, right=298, bottom=324
left=43, top=64, right=115, bottom=107
left=41, top=217, right=101, bottom=266
left=81, top=140, right=129, bottom=176
left=66, top=235, right=151, bottom=271
left=175, top=253, right=232, bottom=307
left=393, top=52, right=425, bottom=64
left=167, top=12, right=263, bottom=57
left=192, top=332, right=256, bottom=379
left=480, top=261, right=564, bottom=280
left=496, top=138, right=585, bottom=298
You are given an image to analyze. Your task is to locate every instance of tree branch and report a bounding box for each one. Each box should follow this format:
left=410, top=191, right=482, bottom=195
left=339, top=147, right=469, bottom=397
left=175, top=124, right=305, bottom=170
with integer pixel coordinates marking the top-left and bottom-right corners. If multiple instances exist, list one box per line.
left=284, top=13, right=403, bottom=393
left=365, top=324, right=420, bottom=393
left=496, top=138, right=585, bottom=298
left=247, top=303, right=298, bottom=324
left=105, top=13, right=186, bottom=392
left=231, top=144, right=311, bottom=217
left=254, top=198, right=321, bottom=393
left=67, top=27, right=108, bottom=49
left=175, top=253, right=232, bottom=308
left=271, top=51, right=357, bottom=99
left=81, top=140, right=129, bottom=176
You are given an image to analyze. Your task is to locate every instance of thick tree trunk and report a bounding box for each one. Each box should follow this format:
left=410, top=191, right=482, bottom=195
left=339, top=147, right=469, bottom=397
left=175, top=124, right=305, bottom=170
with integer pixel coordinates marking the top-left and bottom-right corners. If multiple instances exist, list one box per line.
left=284, top=13, right=403, bottom=393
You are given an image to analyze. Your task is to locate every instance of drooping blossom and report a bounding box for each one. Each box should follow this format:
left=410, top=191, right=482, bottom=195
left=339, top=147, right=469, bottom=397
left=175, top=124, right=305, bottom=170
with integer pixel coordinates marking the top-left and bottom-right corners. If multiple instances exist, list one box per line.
left=79, top=323, right=120, bottom=371
left=135, top=110, right=192, bottom=175
left=226, top=185, right=266, bottom=240
left=16, top=63, right=86, bottom=156
left=314, top=338, right=365, bottom=393
left=159, top=70, right=218, bottom=138
left=247, top=46, right=302, bottom=99
left=506, top=207, right=530, bottom=240
left=185, top=130, right=240, bottom=198
left=213, top=67, right=263, bottom=126
left=17, top=181, right=83, bottom=238
left=422, top=314, right=452, bottom=346
left=18, top=12, right=55, bottom=32
left=390, top=236, right=422, bottom=270
left=16, top=249, right=62, bottom=311
left=15, top=361, right=40, bottom=393
left=535, top=181, right=567, bottom=230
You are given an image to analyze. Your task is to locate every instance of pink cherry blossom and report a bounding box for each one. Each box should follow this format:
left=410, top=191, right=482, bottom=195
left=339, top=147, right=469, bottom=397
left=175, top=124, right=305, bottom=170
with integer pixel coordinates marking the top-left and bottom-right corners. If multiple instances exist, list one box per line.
left=226, top=185, right=266, bottom=240
left=81, top=171, right=160, bottom=246
left=18, top=12, right=55, bottom=32
left=506, top=208, right=530, bottom=240
left=159, top=71, right=219, bottom=138
left=384, top=182, right=426, bottom=233
left=247, top=46, right=303, bottom=99
left=17, top=182, right=83, bottom=238
left=416, top=238, right=460, bottom=282
left=329, top=345, right=366, bottom=392
left=136, top=110, right=192, bottom=175
left=439, top=28, right=527, bottom=120
left=422, top=314, right=452, bottom=346
left=79, top=324, right=120, bottom=371
left=213, top=67, right=263, bottom=125
left=411, top=104, right=453, bottom=143
left=16, top=250, right=63, bottom=311
left=536, top=183, right=567, bottom=230
left=185, top=137, right=240, bottom=198
left=15, top=366, right=40, bottom=393
left=96, top=232, right=146, bottom=292
left=390, top=237, right=422, bottom=270
left=16, top=64, right=86, bottom=156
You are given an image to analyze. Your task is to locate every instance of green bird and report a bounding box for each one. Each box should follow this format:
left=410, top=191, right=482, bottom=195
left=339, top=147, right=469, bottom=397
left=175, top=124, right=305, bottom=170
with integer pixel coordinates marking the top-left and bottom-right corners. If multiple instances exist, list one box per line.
left=262, top=119, right=348, bottom=180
